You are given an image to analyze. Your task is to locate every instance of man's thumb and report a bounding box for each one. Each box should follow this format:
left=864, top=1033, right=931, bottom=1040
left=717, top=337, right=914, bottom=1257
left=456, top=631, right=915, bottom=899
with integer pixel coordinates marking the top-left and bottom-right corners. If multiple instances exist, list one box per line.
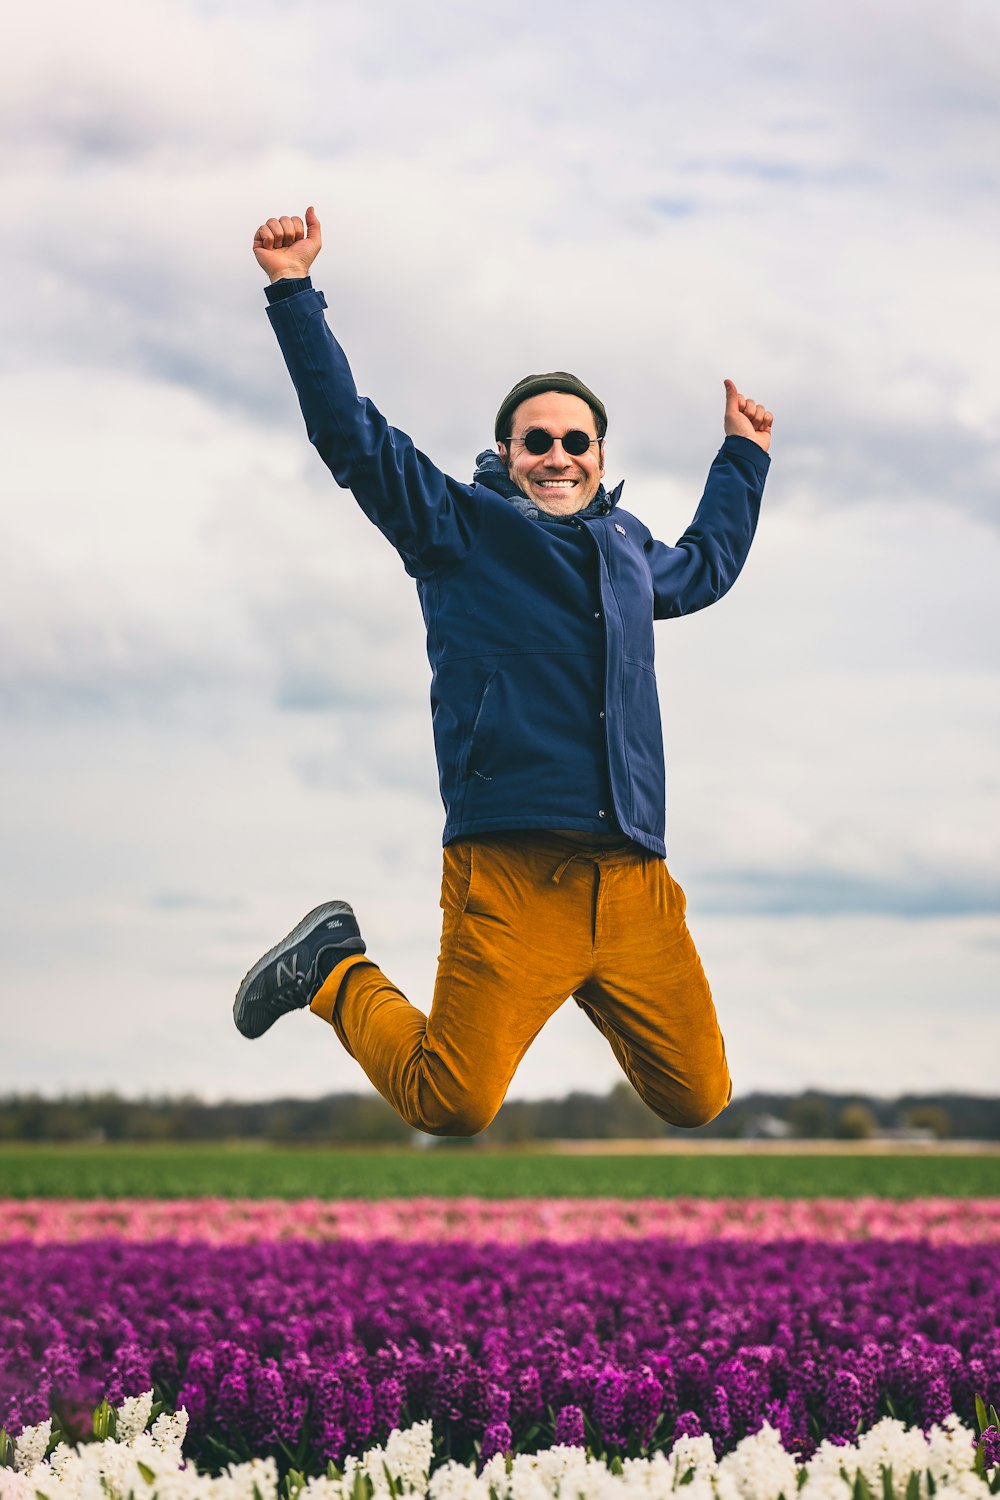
left=305, top=204, right=321, bottom=240
left=723, top=378, right=740, bottom=417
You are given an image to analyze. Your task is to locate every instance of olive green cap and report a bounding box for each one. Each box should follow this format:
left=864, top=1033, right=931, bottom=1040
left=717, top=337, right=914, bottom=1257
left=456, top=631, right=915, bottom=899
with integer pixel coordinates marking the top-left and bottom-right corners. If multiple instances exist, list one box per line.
left=495, top=371, right=607, bottom=442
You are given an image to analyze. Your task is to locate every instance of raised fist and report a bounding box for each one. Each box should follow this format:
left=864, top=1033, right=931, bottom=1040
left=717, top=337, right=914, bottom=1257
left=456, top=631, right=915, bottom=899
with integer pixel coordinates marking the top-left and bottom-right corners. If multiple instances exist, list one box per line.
left=723, top=379, right=773, bottom=453
left=253, top=206, right=322, bottom=283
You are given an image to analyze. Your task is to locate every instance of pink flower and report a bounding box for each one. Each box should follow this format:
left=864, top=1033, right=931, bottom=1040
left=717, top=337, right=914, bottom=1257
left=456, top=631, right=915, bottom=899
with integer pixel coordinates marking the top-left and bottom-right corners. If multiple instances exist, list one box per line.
left=1, top=1196, right=997, bottom=1245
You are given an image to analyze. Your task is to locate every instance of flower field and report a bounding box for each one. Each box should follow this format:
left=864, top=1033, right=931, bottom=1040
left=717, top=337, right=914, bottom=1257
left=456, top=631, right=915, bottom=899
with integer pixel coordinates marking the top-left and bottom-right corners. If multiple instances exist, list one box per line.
left=2, top=1195, right=999, bottom=1244
left=2, top=1400, right=1000, bottom=1500
left=1, top=1191, right=999, bottom=1493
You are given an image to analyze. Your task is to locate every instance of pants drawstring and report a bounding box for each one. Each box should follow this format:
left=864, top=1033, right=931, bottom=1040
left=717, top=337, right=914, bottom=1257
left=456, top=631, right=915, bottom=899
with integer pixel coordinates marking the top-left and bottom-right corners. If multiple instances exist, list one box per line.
left=552, top=852, right=583, bottom=885
left=552, top=842, right=630, bottom=885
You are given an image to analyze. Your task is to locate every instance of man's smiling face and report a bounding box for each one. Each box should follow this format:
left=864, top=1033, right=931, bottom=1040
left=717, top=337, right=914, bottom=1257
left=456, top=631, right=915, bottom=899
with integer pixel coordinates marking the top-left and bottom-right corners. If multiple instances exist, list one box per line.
left=498, top=391, right=605, bottom=517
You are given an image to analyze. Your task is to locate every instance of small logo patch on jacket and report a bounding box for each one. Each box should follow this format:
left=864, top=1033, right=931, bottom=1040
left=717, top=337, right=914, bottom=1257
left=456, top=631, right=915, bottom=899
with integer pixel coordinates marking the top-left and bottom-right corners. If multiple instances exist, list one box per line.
left=614, top=523, right=627, bottom=537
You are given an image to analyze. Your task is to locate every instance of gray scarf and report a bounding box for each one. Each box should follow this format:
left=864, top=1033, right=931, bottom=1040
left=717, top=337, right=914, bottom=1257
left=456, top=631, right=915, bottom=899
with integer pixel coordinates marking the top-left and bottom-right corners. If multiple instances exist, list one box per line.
left=472, top=449, right=617, bottom=522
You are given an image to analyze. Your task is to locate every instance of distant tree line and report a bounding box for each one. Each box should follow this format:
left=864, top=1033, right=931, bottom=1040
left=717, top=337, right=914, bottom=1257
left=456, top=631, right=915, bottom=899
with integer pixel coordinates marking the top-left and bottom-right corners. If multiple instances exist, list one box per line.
left=0, top=1085, right=997, bottom=1143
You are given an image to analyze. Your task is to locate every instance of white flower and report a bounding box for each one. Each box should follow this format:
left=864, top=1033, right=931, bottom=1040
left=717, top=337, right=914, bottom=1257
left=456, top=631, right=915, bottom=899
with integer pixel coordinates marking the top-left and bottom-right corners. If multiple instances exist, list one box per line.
left=381, top=1421, right=435, bottom=1491
left=716, top=1424, right=800, bottom=1500
left=851, top=1416, right=936, bottom=1492
left=150, top=1407, right=190, bottom=1456
left=28, top=1444, right=85, bottom=1496
left=797, top=1473, right=853, bottom=1500
left=300, top=1479, right=347, bottom=1500
left=520, top=1445, right=595, bottom=1495
left=502, top=1457, right=554, bottom=1500
left=152, top=1469, right=219, bottom=1500
left=621, top=1450, right=686, bottom=1499
left=214, top=1456, right=280, bottom=1500
left=115, top=1391, right=154, bottom=1444
left=675, top=1475, right=717, bottom=1500
left=341, top=1454, right=363, bottom=1496
left=0, top=1470, right=34, bottom=1500
left=930, top=1479, right=992, bottom=1500
left=355, top=1442, right=391, bottom=1497
left=47, top=1441, right=78, bottom=1478
left=927, top=1416, right=982, bottom=1486
left=427, top=1458, right=491, bottom=1500
left=13, top=1418, right=51, bottom=1472
left=804, top=1440, right=849, bottom=1484
left=479, top=1452, right=512, bottom=1497
left=500, top=1452, right=614, bottom=1500
left=667, top=1432, right=718, bottom=1479
left=92, top=1434, right=153, bottom=1495
left=1, top=1409, right=993, bottom=1500
left=50, top=1455, right=107, bottom=1500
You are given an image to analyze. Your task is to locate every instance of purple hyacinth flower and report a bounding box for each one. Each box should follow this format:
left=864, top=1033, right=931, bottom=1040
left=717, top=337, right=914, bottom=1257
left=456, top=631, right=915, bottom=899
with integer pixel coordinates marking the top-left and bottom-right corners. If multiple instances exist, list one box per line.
left=374, top=1376, right=404, bottom=1436
left=248, top=1360, right=288, bottom=1449
left=1, top=1232, right=998, bottom=1470
left=487, top=1383, right=511, bottom=1425
left=706, top=1385, right=733, bottom=1455
left=594, top=1366, right=628, bottom=1450
left=480, top=1420, right=513, bottom=1466
left=345, top=1374, right=374, bottom=1450
left=511, top=1366, right=543, bottom=1424
left=678, top=1353, right=711, bottom=1408
left=106, top=1342, right=152, bottom=1409
left=674, top=1410, right=703, bottom=1441
left=825, top=1370, right=863, bottom=1443
left=919, top=1372, right=952, bottom=1430
left=625, top=1366, right=664, bottom=1449
left=174, top=1378, right=209, bottom=1431
left=553, top=1404, right=586, bottom=1448
left=977, top=1426, right=999, bottom=1470
left=763, top=1392, right=810, bottom=1459
left=215, top=1363, right=252, bottom=1442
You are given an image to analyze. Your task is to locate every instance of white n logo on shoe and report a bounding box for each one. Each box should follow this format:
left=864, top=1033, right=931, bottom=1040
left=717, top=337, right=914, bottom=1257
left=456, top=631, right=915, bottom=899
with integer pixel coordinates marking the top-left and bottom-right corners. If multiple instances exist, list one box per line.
left=276, top=954, right=300, bottom=985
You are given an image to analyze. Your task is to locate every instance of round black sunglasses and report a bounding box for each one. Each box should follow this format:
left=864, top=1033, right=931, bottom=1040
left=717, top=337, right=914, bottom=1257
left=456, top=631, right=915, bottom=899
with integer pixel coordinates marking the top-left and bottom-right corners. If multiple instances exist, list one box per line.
left=502, top=428, right=602, bottom=457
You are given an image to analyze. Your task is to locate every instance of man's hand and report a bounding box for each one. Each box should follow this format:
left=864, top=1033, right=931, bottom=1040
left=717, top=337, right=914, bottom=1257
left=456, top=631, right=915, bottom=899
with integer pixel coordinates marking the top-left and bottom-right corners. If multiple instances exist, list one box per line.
left=253, top=206, right=322, bottom=283
left=723, top=379, right=773, bottom=452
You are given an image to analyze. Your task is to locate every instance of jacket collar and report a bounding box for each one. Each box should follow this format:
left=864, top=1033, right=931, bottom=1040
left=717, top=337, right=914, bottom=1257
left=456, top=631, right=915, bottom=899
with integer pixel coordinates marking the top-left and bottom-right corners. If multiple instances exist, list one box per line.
left=473, top=449, right=623, bottom=522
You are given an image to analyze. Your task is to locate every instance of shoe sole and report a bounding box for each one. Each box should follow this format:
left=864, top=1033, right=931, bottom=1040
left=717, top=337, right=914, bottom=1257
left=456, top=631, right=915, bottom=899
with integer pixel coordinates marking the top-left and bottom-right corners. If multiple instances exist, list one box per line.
left=233, top=900, right=364, bottom=1038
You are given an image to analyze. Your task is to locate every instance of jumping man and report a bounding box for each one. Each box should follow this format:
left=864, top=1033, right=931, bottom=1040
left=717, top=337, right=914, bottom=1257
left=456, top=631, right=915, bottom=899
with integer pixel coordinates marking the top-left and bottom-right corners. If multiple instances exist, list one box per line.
left=233, top=206, right=774, bottom=1137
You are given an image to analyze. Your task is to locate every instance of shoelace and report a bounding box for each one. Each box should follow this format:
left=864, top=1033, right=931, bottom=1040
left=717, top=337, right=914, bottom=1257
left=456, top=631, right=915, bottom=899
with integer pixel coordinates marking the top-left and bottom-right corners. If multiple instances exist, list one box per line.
left=276, top=957, right=317, bottom=1001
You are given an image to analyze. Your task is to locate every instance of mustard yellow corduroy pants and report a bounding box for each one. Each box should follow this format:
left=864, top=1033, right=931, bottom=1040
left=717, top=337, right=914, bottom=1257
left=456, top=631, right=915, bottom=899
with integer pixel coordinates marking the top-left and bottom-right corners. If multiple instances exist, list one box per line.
left=309, top=831, right=731, bottom=1137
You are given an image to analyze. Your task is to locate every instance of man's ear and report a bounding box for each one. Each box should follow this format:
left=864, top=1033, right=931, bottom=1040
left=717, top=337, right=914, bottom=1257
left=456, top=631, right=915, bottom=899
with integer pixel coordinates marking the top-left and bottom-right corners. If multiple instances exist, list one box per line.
left=598, top=439, right=606, bottom=476
left=497, top=441, right=509, bottom=468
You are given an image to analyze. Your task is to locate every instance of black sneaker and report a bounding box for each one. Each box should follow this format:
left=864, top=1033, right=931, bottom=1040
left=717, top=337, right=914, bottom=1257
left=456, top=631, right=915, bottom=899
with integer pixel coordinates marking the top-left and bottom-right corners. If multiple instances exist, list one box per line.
left=233, top=901, right=366, bottom=1039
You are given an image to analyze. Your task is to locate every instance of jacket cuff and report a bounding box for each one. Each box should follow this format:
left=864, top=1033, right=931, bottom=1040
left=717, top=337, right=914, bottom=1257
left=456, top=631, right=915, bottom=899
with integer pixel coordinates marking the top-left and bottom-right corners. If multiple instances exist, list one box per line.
left=721, top=432, right=771, bottom=477
left=264, top=276, right=314, bottom=303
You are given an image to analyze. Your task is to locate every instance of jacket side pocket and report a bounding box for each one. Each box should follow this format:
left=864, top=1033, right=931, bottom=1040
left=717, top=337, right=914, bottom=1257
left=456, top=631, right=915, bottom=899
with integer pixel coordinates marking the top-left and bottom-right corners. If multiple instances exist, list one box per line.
left=463, top=669, right=498, bottom=781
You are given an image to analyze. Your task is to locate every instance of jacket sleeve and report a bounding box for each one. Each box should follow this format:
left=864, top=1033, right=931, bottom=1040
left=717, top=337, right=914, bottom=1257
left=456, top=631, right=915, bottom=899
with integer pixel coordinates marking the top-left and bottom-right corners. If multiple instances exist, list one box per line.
left=644, top=435, right=769, bottom=618
left=265, top=287, right=484, bottom=578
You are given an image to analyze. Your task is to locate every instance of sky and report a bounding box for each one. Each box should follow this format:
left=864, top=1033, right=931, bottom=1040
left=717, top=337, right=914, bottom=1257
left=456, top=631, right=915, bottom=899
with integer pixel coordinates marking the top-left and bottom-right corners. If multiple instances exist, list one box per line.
left=2, top=0, right=998, bottom=1107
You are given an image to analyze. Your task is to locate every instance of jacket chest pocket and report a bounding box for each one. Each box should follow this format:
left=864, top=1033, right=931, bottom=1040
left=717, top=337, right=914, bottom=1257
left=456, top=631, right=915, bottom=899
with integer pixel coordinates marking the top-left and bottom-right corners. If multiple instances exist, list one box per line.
left=609, top=536, right=655, bottom=662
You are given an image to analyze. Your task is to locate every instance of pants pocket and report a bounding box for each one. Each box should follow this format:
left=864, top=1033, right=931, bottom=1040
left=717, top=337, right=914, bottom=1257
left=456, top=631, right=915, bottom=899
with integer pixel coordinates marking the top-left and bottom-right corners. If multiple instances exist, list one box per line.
left=440, top=840, right=474, bottom=913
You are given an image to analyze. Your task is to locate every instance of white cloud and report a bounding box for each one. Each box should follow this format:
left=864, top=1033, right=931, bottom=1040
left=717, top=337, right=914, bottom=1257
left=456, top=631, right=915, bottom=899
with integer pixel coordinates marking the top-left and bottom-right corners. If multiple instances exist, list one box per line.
left=698, top=911, right=1000, bottom=1097
left=7, top=0, right=1000, bottom=520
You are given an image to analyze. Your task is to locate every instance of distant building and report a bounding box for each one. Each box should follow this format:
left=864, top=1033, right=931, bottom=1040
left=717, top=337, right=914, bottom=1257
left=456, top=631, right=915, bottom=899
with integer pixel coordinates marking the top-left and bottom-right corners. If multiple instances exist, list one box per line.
left=743, top=1113, right=794, bottom=1140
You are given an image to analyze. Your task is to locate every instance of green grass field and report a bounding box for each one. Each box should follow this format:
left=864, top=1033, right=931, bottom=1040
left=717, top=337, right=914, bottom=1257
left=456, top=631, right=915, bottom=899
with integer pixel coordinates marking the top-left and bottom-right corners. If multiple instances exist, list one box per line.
left=0, top=1144, right=996, bottom=1199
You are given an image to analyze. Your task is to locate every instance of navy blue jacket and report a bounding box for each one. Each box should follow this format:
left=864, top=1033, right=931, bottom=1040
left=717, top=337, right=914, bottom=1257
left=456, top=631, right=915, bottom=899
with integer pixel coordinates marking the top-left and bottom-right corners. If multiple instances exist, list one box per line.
left=265, top=282, right=769, bottom=857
